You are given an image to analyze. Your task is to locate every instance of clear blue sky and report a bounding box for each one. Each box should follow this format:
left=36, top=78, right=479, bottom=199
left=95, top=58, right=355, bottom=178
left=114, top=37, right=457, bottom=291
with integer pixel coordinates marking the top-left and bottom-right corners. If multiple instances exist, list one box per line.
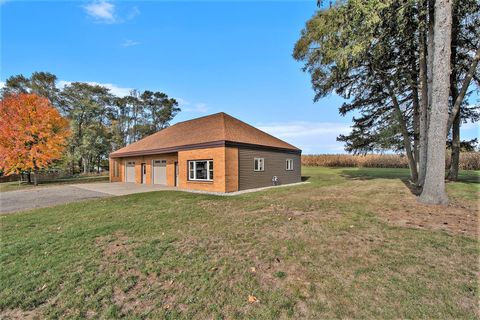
left=1, top=0, right=478, bottom=153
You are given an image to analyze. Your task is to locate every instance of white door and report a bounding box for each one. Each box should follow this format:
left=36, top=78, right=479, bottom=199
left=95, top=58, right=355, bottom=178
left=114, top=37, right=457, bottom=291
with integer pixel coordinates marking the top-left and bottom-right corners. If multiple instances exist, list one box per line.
left=141, top=163, right=147, bottom=184
left=125, top=162, right=136, bottom=182
left=153, top=160, right=167, bottom=185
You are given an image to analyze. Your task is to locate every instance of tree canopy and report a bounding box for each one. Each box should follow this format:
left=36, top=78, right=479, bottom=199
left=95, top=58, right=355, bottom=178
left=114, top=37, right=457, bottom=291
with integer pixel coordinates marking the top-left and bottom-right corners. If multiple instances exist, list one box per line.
left=0, top=93, right=70, bottom=184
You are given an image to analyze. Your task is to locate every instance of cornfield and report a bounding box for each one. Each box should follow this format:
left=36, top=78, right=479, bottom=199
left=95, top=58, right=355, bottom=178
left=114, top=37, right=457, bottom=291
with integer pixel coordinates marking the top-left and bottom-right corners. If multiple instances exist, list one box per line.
left=301, top=153, right=480, bottom=170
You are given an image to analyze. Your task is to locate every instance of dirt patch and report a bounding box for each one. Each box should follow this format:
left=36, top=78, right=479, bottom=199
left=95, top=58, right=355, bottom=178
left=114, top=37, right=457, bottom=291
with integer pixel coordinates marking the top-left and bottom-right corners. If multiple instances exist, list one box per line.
left=95, top=232, right=134, bottom=259
left=0, top=309, right=39, bottom=320
left=290, top=179, right=478, bottom=237
left=95, top=232, right=162, bottom=316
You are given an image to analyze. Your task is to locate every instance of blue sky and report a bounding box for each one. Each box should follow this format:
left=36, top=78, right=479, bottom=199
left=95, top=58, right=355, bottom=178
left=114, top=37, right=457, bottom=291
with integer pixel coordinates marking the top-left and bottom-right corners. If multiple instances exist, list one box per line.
left=1, top=0, right=478, bottom=153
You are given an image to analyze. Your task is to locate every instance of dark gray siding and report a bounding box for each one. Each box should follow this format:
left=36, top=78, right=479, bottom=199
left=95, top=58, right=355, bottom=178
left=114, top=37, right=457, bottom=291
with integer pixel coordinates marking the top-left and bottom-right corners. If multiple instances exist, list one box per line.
left=238, top=148, right=301, bottom=190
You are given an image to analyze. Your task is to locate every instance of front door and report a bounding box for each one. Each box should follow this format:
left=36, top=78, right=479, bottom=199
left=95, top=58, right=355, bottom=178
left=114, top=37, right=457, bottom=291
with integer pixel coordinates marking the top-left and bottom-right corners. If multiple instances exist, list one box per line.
left=141, top=163, right=147, bottom=184
left=174, top=161, right=179, bottom=186
left=153, top=160, right=167, bottom=185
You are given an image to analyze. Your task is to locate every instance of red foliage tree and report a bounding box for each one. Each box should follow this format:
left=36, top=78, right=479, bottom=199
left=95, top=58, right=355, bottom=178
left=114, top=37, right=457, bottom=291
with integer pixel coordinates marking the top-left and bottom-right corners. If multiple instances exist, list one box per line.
left=0, top=93, right=70, bottom=185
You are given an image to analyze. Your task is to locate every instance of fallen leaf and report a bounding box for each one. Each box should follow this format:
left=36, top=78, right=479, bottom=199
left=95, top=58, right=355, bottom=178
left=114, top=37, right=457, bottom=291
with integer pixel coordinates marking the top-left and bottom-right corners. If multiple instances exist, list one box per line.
left=248, top=295, right=258, bottom=303
left=250, top=267, right=256, bottom=273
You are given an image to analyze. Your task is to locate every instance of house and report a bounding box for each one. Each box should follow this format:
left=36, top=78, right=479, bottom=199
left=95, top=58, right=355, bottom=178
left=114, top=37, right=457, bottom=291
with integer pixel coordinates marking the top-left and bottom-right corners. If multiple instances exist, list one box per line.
left=109, top=112, right=301, bottom=193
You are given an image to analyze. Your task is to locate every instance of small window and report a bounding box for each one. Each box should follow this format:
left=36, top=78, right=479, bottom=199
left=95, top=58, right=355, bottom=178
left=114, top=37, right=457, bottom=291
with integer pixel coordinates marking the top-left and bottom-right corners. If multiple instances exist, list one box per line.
left=188, top=160, right=213, bottom=181
left=286, top=159, right=294, bottom=171
left=254, top=158, right=265, bottom=171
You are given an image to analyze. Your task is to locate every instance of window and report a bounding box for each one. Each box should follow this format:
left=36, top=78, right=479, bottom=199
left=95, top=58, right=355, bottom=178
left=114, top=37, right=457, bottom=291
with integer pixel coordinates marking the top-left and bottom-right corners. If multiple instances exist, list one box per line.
left=254, top=158, right=265, bottom=171
left=286, top=159, right=294, bottom=171
left=188, top=160, right=213, bottom=181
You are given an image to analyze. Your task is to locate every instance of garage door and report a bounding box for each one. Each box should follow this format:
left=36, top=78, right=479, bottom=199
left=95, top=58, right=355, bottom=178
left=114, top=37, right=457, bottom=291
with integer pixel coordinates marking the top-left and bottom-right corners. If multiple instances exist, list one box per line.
left=125, top=162, right=136, bottom=182
left=153, top=160, right=167, bottom=185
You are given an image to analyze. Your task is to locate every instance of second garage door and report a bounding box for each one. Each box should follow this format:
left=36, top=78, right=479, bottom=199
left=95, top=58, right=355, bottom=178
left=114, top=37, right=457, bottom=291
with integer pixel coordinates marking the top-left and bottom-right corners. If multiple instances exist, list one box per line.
left=125, top=161, right=136, bottom=182
left=153, top=160, right=167, bottom=185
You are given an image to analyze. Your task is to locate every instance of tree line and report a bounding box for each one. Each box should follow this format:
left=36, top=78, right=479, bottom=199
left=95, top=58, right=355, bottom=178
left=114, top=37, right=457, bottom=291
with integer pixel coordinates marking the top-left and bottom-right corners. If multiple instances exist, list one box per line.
left=1, top=72, right=180, bottom=174
left=294, top=0, right=479, bottom=204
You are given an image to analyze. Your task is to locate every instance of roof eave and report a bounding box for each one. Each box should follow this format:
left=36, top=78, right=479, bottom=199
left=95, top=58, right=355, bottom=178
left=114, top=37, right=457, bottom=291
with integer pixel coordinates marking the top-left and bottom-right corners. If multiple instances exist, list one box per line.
left=109, top=140, right=301, bottom=158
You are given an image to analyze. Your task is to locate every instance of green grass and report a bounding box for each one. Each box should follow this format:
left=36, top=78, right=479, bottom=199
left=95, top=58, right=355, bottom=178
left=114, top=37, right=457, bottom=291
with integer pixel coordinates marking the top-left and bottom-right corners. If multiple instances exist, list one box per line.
left=0, top=175, right=109, bottom=193
left=1, top=167, right=478, bottom=319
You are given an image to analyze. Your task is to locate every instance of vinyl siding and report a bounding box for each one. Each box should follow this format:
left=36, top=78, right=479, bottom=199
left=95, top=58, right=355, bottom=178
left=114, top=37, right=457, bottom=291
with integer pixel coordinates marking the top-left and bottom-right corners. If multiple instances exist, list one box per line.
left=238, top=148, right=301, bottom=190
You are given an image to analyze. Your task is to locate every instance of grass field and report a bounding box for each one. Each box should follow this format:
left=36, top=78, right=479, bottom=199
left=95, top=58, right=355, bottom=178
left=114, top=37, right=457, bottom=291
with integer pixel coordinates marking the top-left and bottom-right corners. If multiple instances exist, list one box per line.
left=0, top=175, right=109, bottom=193
left=1, top=167, right=478, bottom=319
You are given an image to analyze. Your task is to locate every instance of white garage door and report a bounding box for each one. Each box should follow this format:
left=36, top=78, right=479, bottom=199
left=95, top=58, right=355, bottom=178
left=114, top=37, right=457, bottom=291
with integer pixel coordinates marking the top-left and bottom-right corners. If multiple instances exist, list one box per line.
left=153, top=160, right=167, bottom=185
left=125, top=162, right=136, bottom=182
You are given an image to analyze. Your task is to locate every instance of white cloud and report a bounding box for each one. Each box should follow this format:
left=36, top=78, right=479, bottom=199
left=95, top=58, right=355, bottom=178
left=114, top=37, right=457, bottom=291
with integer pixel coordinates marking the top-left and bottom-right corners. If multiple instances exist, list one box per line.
left=0, top=81, right=5, bottom=89
left=257, top=121, right=352, bottom=154
left=179, top=99, right=209, bottom=114
left=127, top=6, right=140, bottom=20
left=57, top=80, right=132, bottom=97
left=83, top=1, right=140, bottom=24
left=121, top=39, right=140, bottom=47
left=84, top=0, right=116, bottom=23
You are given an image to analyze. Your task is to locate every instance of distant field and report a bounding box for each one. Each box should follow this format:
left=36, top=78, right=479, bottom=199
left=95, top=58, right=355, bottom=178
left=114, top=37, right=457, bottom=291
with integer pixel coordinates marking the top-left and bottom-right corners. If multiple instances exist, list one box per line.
left=0, top=175, right=109, bottom=193
left=0, top=167, right=478, bottom=319
left=302, top=153, right=480, bottom=170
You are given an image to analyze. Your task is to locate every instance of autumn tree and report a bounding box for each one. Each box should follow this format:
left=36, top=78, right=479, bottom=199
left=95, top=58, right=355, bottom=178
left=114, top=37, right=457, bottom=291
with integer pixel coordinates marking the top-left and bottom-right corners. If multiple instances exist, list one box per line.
left=0, top=93, right=70, bottom=185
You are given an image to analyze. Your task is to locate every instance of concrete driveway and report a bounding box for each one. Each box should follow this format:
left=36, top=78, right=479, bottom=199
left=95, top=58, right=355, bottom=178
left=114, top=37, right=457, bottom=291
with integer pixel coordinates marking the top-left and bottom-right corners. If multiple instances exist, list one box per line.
left=0, top=183, right=174, bottom=214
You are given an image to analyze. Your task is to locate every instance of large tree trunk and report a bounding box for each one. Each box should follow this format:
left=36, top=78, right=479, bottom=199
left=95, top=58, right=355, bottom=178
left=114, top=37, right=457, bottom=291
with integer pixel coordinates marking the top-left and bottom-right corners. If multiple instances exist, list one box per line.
left=447, top=7, right=460, bottom=182
left=419, top=0, right=435, bottom=187
left=448, top=112, right=460, bottom=180
left=419, top=0, right=452, bottom=205
left=418, top=20, right=429, bottom=186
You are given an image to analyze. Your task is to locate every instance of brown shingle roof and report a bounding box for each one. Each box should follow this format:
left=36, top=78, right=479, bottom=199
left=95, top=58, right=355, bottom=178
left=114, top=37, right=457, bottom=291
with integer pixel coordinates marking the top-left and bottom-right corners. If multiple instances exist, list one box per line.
left=110, top=112, right=300, bottom=157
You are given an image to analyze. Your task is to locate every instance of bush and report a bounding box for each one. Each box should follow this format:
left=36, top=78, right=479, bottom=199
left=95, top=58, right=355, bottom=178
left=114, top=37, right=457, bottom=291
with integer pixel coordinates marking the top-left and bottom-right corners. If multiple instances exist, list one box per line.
left=302, top=153, right=480, bottom=170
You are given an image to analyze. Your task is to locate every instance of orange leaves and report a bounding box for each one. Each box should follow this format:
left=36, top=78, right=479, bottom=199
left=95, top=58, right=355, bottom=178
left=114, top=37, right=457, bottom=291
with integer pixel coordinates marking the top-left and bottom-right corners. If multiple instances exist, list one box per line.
left=0, top=93, right=71, bottom=174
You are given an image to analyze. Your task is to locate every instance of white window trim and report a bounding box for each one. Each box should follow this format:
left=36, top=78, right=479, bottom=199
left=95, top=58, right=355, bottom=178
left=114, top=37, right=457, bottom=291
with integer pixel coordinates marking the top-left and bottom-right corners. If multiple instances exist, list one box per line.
left=286, top=159, right=294, bottom=171
left=188, top=160, right=214, bottom=181
left=254, top=158, right=265, bottom=172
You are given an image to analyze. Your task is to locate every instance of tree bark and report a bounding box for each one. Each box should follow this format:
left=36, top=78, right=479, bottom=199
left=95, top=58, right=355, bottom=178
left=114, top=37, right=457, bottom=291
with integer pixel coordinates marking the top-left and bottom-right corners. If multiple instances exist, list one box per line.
left=419, top=0, right=435, bottom=187
left=447, top=112, right=460, bottom=180
left=386, top=85, right=419, bottom=183
left=447, top=7, right=460, bottom=182
left=419, top=0, right=452, bottom=205
left=418, top=12, right=429, bottom=186
left=33, top=167, right=38, bottom=186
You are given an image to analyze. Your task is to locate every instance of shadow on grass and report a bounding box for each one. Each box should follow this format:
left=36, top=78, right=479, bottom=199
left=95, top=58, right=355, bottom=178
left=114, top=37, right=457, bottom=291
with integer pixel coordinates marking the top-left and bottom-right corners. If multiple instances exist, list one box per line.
left=301, top=176, right=311, bottom=182
left=339, top=167, right=479, bottom=196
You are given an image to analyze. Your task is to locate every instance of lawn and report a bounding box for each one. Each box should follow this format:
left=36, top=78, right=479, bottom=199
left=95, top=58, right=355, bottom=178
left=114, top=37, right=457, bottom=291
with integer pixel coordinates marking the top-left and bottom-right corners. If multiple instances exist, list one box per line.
left=0, top=175, right=109, bottom=193
left=0, top=167, right=478, bottom=319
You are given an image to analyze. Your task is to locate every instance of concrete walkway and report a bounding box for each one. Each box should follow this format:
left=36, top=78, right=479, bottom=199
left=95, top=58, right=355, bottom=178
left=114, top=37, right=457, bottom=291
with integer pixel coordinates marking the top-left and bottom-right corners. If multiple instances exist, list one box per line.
left=74, top=182, right=175, bottom=196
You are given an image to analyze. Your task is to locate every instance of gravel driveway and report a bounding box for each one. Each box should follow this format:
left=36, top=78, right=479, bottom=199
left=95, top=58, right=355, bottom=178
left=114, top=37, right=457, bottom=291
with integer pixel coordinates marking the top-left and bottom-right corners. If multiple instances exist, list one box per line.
left=0, top=185, right=110, bottom=214
left=0, top=183, right=174, bottom=214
